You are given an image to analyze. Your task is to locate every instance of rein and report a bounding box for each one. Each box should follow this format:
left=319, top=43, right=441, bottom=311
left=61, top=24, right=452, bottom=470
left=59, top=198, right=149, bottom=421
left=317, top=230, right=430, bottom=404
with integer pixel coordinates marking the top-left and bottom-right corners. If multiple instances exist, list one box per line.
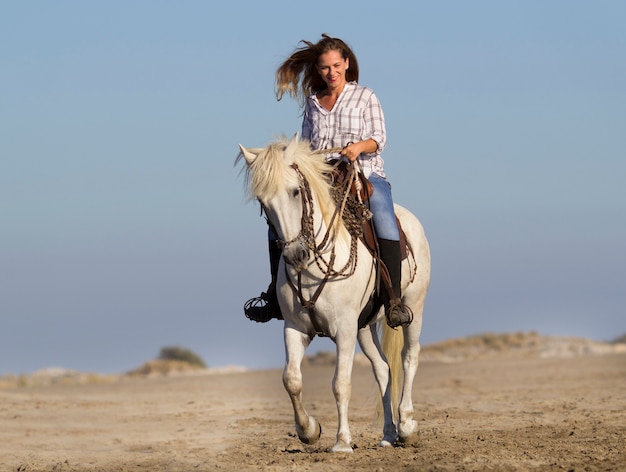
left=262, top=147, right=344, bottom=252
left=276, top=157, right=370, bottom=318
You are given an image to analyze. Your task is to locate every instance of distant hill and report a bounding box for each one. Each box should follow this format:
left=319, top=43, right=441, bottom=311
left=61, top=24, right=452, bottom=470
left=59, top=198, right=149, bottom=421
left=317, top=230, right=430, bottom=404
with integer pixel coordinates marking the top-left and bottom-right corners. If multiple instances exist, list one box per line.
left=2, top=332, right=624, bottom=388
left=611, top=333, right=626, bottom=344
left=304, top=331, right=626, bottom=366
left=418, top=331, right=626, bottom=362
left=0, top=360, right=247, bottom=389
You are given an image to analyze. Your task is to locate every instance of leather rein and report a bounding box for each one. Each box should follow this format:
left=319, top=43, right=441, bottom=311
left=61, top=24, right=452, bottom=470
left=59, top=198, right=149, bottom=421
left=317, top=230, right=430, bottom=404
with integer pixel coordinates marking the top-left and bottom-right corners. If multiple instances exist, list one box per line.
left=263, top=156, right=367, bottom=321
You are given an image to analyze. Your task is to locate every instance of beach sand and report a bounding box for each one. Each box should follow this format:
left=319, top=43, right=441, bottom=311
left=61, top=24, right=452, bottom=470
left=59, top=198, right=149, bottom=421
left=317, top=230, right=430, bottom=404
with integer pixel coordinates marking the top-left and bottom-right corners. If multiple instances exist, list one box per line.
left=1, top=338, right=624, bottom=471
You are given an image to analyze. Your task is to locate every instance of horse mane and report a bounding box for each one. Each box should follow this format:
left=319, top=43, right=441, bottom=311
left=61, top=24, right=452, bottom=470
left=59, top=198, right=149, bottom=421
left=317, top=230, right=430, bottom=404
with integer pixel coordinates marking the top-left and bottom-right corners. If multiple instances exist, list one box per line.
left=238, top=136, right=338, bottom=225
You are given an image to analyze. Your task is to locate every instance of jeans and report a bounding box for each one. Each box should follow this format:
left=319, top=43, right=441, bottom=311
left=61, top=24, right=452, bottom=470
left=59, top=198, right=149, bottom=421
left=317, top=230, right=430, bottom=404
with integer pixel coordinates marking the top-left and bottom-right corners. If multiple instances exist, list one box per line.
left=367, top=173, right=400, bottom=241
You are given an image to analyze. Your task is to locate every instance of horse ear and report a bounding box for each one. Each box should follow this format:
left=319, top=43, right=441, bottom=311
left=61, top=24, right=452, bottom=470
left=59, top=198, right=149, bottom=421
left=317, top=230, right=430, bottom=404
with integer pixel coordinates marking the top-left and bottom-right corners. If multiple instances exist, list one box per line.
left=285, top=133, right=300, bottom=154
left=238, top=145, right=258, bottom=165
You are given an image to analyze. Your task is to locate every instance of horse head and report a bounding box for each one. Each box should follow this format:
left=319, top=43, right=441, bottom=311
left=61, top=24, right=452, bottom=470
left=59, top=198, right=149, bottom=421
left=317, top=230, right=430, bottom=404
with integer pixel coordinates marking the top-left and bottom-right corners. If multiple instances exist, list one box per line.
left=238, top=134, right=335, bottom=272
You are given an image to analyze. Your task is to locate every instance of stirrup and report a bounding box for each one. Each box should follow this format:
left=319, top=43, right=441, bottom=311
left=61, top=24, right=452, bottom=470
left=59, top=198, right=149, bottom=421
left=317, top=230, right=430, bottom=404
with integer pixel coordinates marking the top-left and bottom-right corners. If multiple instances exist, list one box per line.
left=244, top=292, right=274, bottom=323
left=385, top=298, right=413, bottom=329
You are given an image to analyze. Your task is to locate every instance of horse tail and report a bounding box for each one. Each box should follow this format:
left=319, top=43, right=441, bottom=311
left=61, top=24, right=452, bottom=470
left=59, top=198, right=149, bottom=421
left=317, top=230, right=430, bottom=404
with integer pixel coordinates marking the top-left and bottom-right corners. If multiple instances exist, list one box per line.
left=383, top=322, right=404, bottom=412
left=375, top=322, right=404, bottom=422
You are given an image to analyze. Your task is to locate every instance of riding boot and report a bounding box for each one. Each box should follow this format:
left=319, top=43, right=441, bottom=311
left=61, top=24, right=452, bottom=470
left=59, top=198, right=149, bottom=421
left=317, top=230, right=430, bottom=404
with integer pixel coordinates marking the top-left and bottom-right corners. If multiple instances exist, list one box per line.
left=378, top=238, right=413, bottom=328
left=244, top=240, right=284, bottom=322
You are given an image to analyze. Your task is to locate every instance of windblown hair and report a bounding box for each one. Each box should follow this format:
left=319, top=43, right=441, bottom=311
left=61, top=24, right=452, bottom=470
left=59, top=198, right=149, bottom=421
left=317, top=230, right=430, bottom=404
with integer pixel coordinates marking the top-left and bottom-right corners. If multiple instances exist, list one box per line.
left=275, top=34, right=360, bottom=107
left=237, top=136, right=342, bottom=235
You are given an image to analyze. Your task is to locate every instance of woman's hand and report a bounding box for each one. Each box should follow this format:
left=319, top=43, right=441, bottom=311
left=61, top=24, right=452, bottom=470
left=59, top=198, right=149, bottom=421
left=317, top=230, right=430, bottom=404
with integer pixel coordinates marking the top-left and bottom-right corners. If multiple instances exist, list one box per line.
left=340, top=139, right=378, bottom=161
left=340, top=142, right=360, bottom=161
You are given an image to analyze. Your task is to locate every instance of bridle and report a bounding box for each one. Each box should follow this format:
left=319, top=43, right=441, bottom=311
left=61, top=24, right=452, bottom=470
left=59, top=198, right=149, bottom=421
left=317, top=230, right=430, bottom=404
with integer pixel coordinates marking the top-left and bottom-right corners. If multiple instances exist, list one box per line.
left=262, top=159, right=368, bottom=314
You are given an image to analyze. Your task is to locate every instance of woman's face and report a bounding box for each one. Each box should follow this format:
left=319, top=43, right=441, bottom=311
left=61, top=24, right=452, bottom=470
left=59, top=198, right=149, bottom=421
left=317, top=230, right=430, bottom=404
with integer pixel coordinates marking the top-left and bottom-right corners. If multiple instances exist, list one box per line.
left=316, top=49, right=349, bottom=91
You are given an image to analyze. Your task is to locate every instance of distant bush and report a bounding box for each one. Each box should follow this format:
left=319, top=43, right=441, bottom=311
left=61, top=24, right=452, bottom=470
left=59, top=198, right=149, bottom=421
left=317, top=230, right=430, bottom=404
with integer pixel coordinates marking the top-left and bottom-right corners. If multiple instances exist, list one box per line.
left=158, top=346, right=207, bottom=368
left=611, top=333, right=626, bottom=344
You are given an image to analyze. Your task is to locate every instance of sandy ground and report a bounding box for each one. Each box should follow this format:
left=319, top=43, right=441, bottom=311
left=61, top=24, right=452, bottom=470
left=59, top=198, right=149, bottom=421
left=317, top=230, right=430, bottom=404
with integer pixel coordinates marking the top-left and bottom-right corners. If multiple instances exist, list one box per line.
left=1, top=350, right=625, bottom=471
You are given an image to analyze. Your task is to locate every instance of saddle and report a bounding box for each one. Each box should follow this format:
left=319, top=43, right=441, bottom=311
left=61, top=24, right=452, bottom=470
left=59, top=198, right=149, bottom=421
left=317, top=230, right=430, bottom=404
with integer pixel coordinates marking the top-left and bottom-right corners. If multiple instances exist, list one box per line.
left=329, top=159, right=409, bottom=260
left=329, top=159, right=373, bottom=202
left=329, top=160, right=411, bottom=329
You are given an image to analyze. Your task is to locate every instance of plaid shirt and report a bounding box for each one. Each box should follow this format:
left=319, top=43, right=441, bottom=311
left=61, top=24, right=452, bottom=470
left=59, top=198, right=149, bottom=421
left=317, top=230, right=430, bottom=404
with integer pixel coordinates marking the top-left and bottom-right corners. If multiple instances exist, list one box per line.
left=301, top=82, right=387, bottom=178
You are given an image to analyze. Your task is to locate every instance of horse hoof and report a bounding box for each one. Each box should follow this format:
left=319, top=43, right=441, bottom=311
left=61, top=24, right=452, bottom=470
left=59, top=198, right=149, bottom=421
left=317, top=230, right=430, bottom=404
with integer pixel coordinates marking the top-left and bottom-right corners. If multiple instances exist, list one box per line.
left=398, top=419, right=418, bottom=440
left=397, top=430, right=419, bottom=446
left=330, top=440, right=353, bottom=453
left=396, top=433, right=419, bottom=447
left=379, top=439, right=394, bottom=447
left=297, top=418, right=322, bottom=445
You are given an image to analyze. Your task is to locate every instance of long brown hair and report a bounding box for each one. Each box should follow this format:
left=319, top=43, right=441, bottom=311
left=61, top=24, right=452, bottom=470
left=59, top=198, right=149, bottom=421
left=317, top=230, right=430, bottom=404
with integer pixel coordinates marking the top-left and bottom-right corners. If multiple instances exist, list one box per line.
left=275, top=34, right=360, bottom=106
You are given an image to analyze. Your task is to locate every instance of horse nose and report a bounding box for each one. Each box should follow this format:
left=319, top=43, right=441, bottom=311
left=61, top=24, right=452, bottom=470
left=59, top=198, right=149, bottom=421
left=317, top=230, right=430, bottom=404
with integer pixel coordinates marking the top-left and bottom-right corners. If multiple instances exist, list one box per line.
left=283, top=242, right=310, bottom=271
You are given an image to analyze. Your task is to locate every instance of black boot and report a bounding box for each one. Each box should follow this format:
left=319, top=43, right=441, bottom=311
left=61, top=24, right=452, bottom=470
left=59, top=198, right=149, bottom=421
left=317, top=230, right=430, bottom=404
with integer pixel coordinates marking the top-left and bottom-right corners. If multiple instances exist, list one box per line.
left=378, top=238, right=413, bottom=328
left=244, top=240, right=283, bottom=322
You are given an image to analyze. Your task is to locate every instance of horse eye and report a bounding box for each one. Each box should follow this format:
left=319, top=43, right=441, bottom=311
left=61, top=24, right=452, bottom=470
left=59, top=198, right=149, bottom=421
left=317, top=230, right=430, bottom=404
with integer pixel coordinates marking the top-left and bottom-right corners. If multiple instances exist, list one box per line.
left=292, top=188, right=300, bottom=198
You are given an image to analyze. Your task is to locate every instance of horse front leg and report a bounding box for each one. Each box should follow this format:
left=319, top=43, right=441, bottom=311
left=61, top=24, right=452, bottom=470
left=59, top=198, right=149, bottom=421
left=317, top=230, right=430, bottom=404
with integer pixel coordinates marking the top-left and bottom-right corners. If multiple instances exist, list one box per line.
left=330, top=329, right=358, bottom=453
left=283, top=326, right=321, bottom=445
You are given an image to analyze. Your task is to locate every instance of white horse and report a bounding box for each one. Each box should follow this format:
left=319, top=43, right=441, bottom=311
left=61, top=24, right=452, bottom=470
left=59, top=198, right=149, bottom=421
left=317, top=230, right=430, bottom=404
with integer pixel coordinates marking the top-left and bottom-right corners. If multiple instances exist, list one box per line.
left=237, top=134, right=430, bottom=453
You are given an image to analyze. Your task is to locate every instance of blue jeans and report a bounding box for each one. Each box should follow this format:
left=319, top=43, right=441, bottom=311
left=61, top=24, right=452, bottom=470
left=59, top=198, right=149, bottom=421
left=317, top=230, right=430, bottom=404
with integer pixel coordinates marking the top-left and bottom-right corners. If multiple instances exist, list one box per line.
left=368, top=173, right=400, bottom=241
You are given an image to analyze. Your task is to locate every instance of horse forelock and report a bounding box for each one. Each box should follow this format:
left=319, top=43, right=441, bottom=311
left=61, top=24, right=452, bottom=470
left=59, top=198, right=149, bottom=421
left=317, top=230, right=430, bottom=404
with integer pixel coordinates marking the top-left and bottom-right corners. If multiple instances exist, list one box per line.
left=241, top=136, right=347, bottom=239
left=288, top=141, right=335, bottom=213
left=244, top=137, right=333, bottom=205
left=245, top=140, right=297, bottom=201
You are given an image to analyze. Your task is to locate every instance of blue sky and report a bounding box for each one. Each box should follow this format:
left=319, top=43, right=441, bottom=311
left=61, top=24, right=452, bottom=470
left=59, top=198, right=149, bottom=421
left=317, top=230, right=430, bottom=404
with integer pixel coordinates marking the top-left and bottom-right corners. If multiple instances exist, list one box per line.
left=1, top=1, right=624, bottom=375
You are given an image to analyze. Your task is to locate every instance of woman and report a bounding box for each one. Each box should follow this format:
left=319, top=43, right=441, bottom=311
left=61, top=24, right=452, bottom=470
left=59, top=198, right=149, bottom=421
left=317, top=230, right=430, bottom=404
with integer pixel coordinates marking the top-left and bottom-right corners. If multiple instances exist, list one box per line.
left=244, top=34, right=412, bottom=328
